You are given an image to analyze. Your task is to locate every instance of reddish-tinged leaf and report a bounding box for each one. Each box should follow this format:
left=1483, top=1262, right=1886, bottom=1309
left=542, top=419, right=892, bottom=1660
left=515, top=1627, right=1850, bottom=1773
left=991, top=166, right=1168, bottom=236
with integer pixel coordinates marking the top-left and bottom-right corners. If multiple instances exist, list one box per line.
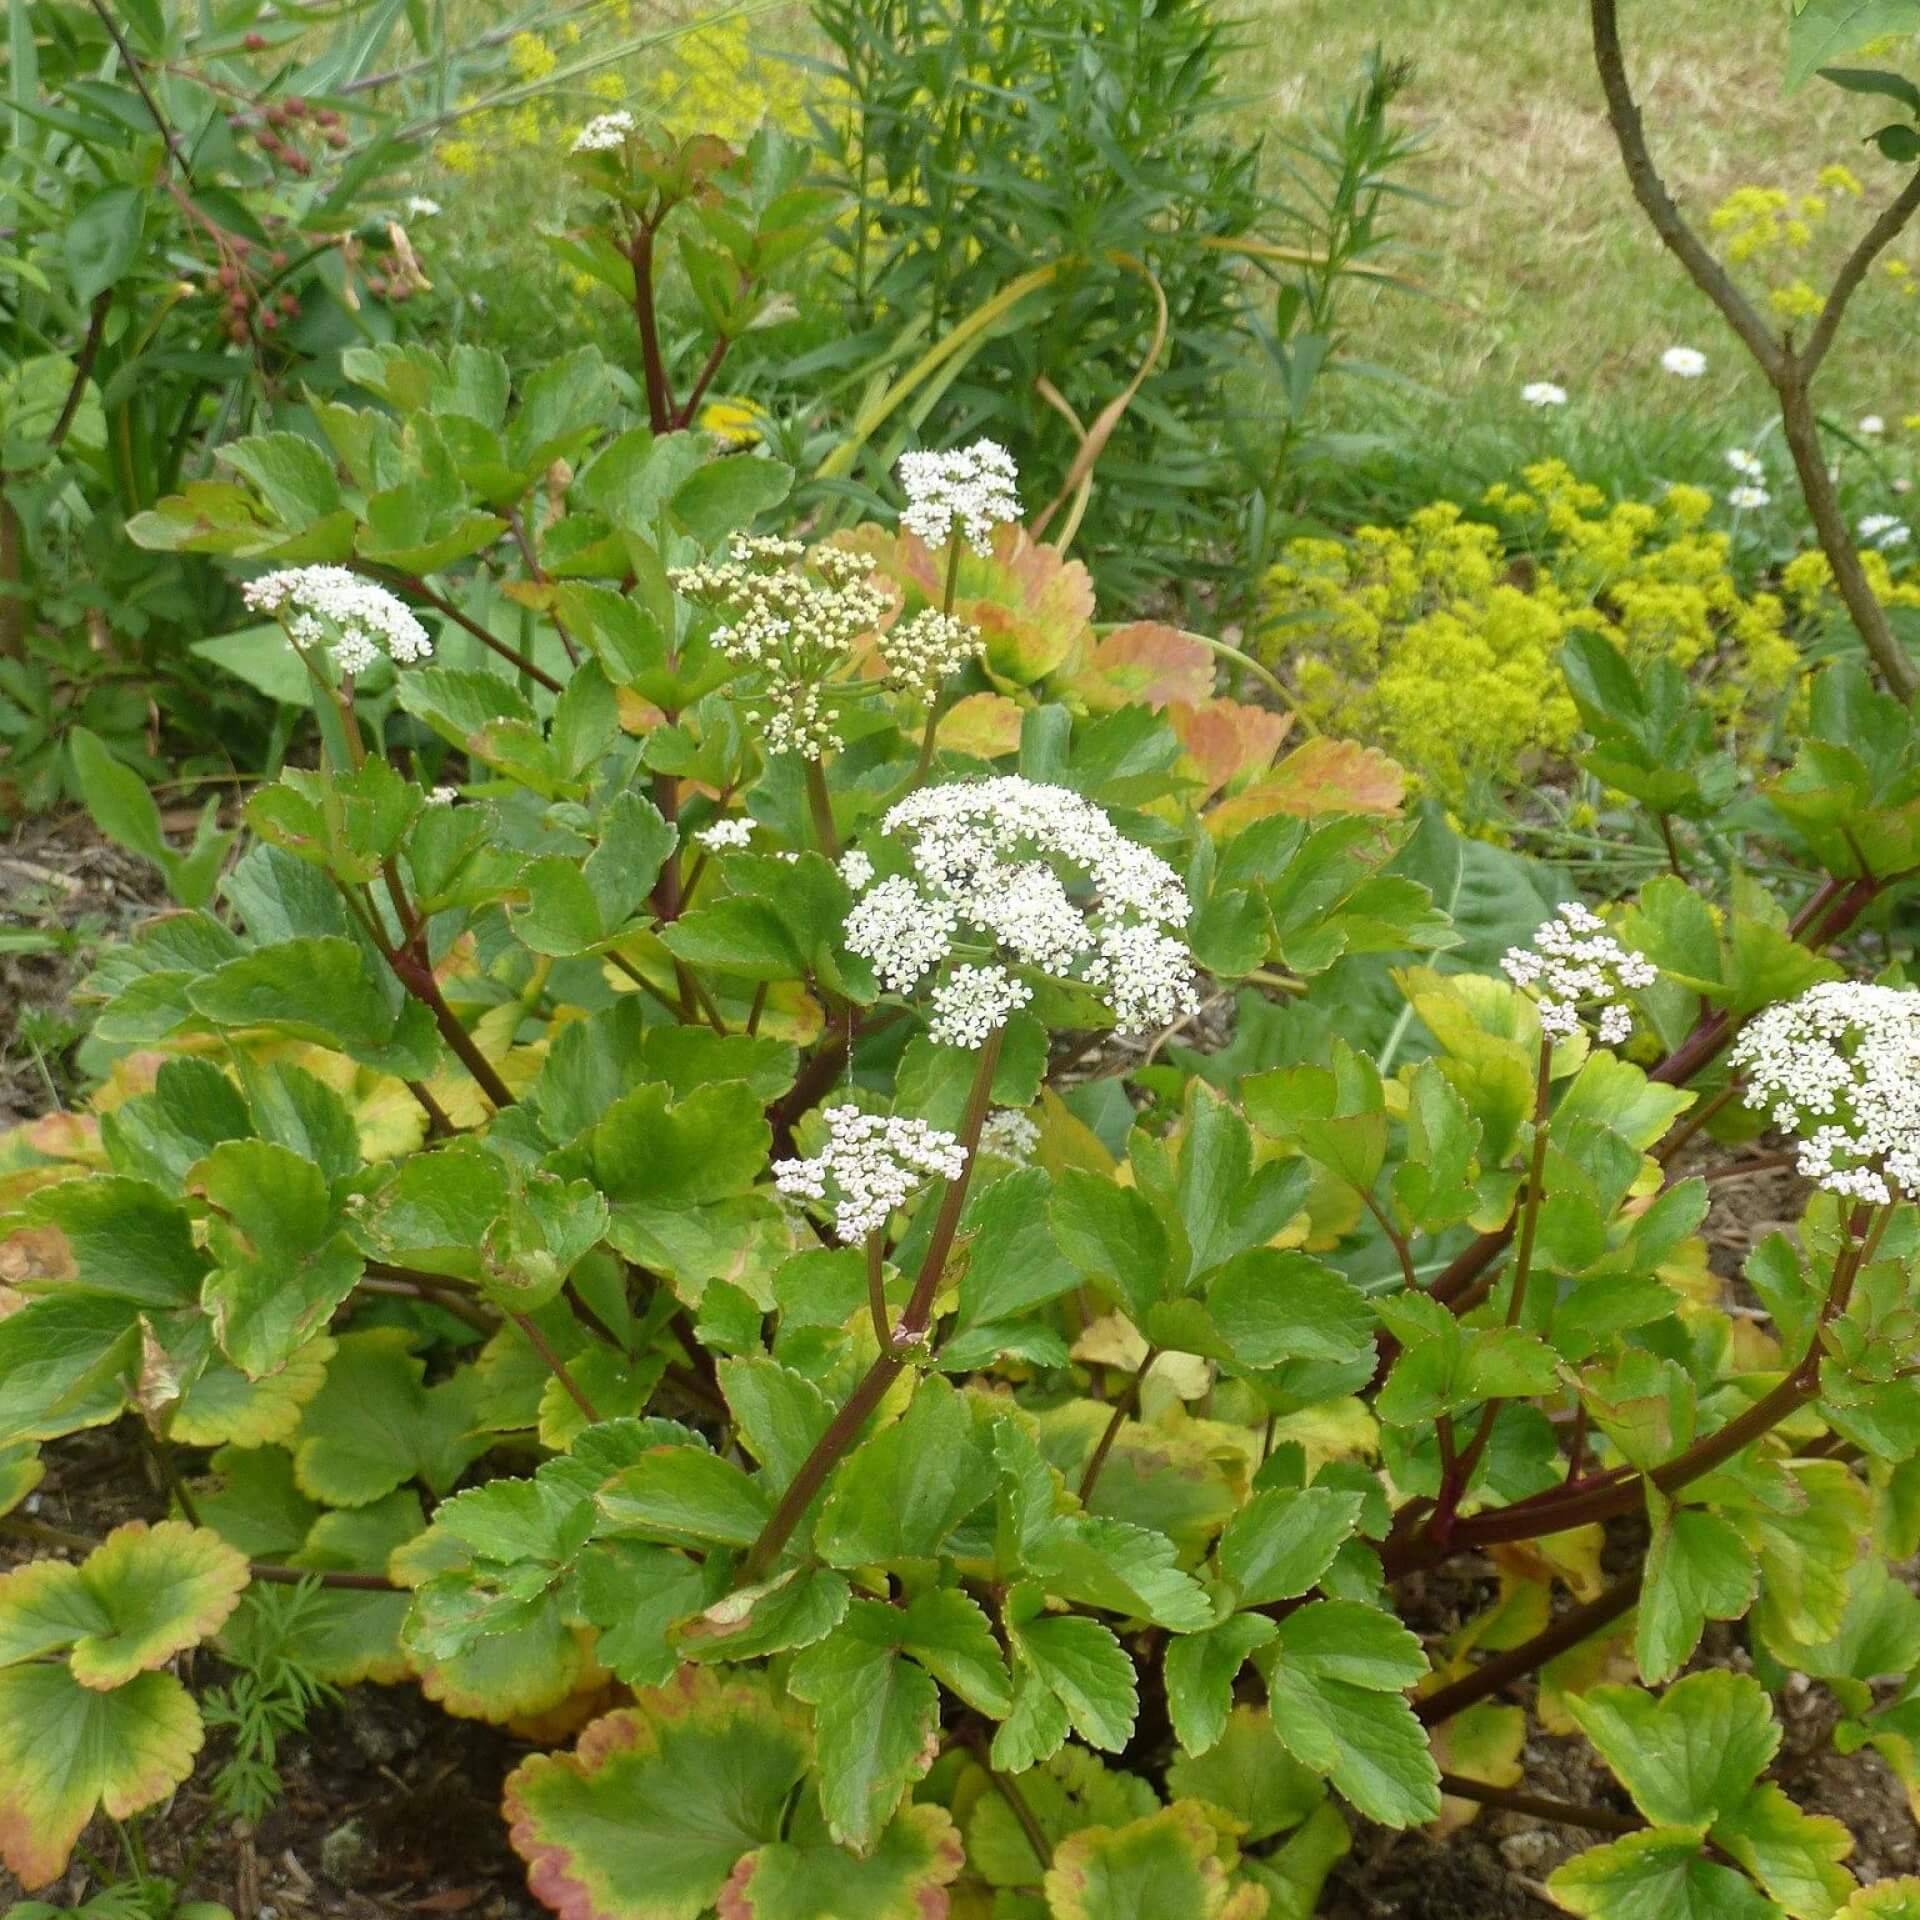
left=1077, top=624, right=1216, bottom=714
left=936, top=693, right=1024, bottom=760
left=1170, top=700, right=1293, bottom=801
left=1207, top=737, right=1406, bottom=835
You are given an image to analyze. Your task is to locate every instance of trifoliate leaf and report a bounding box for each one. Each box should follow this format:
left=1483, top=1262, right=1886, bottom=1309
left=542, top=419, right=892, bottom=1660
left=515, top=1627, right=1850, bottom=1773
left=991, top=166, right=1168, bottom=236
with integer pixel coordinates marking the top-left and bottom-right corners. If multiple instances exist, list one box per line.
left=504, top=1669, right=808, bottom=1920
left=1261, top=1601, right=1439, bottom=1828
left=0, top=1519, right=248, bottom=1688
left=1207, top=1250, right=1375, bottom=1369
left=1549, top=1826, right=1777, bottom=1920
left=816, top=1376, right=995, bottom=1568
left=894, top=1587, right=1011, bottom=1716
left=1638, top=1501, right=1758, bottom=1686
left=790, top=1602, right=942, bottom=1853
left=596, top=1443, right=774, bottom=1550
left=1714, top=1782, right=1856, bottom=1920
left=0, top=1664, right=202, bottom=1889
left=193, top=1138, right=364, bottom=1377
left=1217, top=1486, right=1363, bottom=1606
left=1164, top=1619, right=1279, bottom=1758
left=581, top=1541, right=718, bottom=1684
left=1166, top=1704, right=1326, bottom=1841
left=675, top=1564, right=847, bottom=1665
left=1006, top=1588, right=1137, bottom=1753
left=1569, top=1671, right=1780, bottom=1829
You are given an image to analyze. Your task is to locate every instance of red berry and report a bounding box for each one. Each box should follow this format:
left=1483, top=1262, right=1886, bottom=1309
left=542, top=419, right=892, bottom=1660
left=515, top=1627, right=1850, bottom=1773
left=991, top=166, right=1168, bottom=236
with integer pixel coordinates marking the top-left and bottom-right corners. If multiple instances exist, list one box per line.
left=325, top=128, right=348, bottom=149
left=278, top=292, right=299, bottom=316
left=259, top=309, right=278, bottom=331
left=243, top=31, right=266, bottom=49
left=284, top=96, right=306, bottom=116
left=270, top=249, right=289, bottom=270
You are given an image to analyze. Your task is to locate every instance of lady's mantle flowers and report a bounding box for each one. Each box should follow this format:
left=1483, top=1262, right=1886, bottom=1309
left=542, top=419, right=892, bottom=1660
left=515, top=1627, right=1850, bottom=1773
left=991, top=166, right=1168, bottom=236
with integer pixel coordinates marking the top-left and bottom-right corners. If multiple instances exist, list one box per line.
left=773, top=1105, right=966, bottom=1241
left=898, top=440, right=1021, bottom=553
left=844, top=775, right=1199, bottom=1045
left=1729, top=981, right=1920, bottom=1206
left=668, top=536, right=889, bottom=759
left=1501, top=901, right=1656, bottom=1044
left=242, top=566, right=431, bottom=676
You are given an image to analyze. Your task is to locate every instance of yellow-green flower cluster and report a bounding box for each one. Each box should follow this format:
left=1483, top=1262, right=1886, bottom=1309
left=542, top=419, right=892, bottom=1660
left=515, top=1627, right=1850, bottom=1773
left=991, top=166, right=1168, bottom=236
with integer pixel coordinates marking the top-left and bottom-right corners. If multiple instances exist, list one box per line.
left=1708, top=165, right=1914, bottom=316
left=1262, top=462, right=1801, bottom=813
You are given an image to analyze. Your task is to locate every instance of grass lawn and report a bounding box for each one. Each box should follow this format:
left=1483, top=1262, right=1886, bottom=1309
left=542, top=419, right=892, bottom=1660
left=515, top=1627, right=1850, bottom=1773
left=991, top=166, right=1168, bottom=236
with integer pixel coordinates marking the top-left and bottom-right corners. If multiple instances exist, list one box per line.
left=1237, top=0, right=1920, bottom=512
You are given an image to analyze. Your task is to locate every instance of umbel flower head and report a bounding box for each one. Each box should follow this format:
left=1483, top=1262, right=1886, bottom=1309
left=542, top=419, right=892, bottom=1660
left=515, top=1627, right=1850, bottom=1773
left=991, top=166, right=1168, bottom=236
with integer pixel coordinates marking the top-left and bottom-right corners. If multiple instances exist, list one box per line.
left=571, top=110, right=635, bottom=154
left=843, top=775, right=1199, bottom=1046
left=668, top=536, right=891, bottom=760
left=241, top=566, right=432, bottom=676
left=1729, top=981, right=1920, bottom=1206
left=773, top=1105, right=967, bottom=1241
left=898, top=439, right=1021, bottom=554
left=883, top=607, right=981, bottom=699
left=1501, top=901, right=1656, bottom=1045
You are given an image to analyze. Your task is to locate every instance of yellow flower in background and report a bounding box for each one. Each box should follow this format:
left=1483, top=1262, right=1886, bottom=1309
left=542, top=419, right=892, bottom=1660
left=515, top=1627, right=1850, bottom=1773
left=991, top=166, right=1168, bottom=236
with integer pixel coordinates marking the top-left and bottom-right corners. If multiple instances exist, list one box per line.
left=507, top=31, right=557, bottom=83
left=1771, top=278, right=1825, bottom=319
left=697, top=397, right=763, bottom=447
left=1818, top=163, right=1866, bottom=197
left=1262, top=461, right=1802, bottom=818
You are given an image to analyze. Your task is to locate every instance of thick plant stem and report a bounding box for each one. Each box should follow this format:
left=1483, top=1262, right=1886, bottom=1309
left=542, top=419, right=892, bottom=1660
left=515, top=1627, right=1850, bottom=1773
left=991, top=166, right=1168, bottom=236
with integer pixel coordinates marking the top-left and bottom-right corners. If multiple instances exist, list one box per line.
left=740, top=1029, right=1004, bottom=1580
left=630, top=223, right=674, bottom=433
left=1436, top=1773, right=1642, bottom=1836
left=1416, top=1574, right=1643, bottom=1726
left=805, top=757, right=840, bottom=859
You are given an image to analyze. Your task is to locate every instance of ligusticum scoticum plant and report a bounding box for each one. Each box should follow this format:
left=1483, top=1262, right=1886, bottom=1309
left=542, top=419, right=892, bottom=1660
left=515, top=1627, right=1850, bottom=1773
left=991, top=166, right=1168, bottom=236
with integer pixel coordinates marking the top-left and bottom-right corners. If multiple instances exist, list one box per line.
left=11, top=335, right=1920, bottom=1920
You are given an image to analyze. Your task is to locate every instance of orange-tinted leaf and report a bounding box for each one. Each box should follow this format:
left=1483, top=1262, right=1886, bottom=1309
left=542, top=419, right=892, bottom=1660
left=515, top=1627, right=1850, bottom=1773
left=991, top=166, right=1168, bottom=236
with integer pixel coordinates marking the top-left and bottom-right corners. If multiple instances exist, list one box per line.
left=1077, top=624, right=1216, bottom=714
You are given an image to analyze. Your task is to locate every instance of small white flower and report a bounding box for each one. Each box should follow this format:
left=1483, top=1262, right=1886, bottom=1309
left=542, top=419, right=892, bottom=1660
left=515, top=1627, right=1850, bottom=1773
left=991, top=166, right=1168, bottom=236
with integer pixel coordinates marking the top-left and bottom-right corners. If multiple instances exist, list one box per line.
left=838, top=849, right=874, bottom=891
left=1861, top=414, right=1888, bottom=437
left=1521, top=381, right=1568, bottom=408
left=772, top=1104, right=966, bottom=1242
left=1661, top=346, right=1707, bottom=377
left=842, top=775, right=1198, bottom=1045
left=1726, top=448, right=1766, bottom=480
left=669, top=537, right=887, bottom=762
left=242, top=565, right=431, bottom=675
left=696, top=818, right=755, bottom=852
left=571, top=110, right=635, bottom=154
left=979, top=1109, right=1040, bottom=1164
left=1728, top=485, right=1772, bottom=511
left=426, top=785, right=459, bottom=807
left=884, top=608, right=981, bottom=698
left=1860, top=513, right=1912, bottom=549
left=1501, top=901, right=1656, bottom=1045
left=898, top=440, right=1021, bottom=554
left=405, top=195, right=443, bottom=219
left=929, top=964, right=1033, bottom=1048
left=1729, top=982, right=1920, bottom=1206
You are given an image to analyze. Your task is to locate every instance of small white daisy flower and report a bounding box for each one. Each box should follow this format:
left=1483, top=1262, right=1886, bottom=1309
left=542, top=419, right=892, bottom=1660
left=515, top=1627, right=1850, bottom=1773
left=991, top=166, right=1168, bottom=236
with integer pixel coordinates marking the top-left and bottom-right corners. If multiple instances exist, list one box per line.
left=1521, top=381, right=1568, bottom=408
left=1860, top=415, right=1888, bottom=437
left=1728, top=485, right=1771, bottom=511
left=1860, top=513, right=1912, bottom=549
left=1726, top=448, right=1766, bottom=480
left=1661, top=346, right=1707, bottom=377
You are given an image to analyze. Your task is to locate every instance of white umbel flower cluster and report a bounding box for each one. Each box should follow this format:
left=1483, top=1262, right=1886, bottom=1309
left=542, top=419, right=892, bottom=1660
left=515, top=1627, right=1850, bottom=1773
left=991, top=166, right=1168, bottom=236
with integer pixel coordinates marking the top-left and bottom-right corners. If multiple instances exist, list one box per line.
left=843, top=775, right=1198, bottom=1044
left=772, top=1104, right=967, bottom=1241
left=1729, top=981, right=1920, bottom=1207
left=979, top=1108, right=1040, bottom=1164
left=1501, top=901, right=1656, bottom=1045
left=571, top=110, right=635, bottom=154
left=696, top=818, right=754, bottom=851
left=898, top=440, right=1021, bottom=553
left=668, top=537, right=890, bottom=759
left=242, top=566, right=432, bottom=676
left=884, top=607, right=981, bottom=698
